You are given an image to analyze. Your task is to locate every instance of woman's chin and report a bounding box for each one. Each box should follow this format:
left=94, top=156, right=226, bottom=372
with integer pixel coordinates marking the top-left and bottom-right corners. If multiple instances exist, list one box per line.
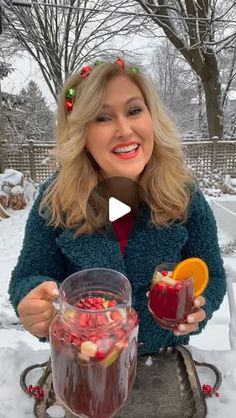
left=104, top=167, right=144, bottom=181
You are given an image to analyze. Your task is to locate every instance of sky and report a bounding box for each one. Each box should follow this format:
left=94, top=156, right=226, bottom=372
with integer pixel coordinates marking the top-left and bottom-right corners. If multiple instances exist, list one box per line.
left=1, top=34, right=154, bottom=110
left=0, top=191, right=236, bottom=417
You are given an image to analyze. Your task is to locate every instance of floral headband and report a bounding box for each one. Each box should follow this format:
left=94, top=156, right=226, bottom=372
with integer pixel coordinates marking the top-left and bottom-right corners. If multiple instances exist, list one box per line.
left=64, top=58, right=140, bottom=112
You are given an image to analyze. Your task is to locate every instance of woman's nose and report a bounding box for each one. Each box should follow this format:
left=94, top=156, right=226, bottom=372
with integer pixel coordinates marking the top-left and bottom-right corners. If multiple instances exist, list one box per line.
left=115, top=116, right=133, bottom=139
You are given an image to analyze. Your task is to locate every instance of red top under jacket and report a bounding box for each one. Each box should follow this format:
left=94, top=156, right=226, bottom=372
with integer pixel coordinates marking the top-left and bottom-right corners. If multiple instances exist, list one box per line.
left=112, top=211, right=136, bottom=255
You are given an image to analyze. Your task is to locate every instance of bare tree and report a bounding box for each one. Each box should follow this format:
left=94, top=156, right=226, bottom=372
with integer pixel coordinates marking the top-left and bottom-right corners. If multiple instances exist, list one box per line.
left=133, top=0, right=236, bottom=140
left=152, top=40, right=205, bottom=136
left=221, top=47, right=236, bottom=108
left=1, top=0, right=141, bottom=100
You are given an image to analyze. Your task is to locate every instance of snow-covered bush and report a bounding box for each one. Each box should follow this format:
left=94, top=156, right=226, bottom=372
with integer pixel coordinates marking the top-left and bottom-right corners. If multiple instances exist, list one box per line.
left=220, top=240, right=236, bottom=256
left=0, top=169, right=38, bottom=210
left=189, top=165, right=225, bottom=196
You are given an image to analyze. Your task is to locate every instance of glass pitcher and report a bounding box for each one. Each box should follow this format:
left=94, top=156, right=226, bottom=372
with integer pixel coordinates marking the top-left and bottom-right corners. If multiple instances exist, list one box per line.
left=49, top=268, right=139, bottom=418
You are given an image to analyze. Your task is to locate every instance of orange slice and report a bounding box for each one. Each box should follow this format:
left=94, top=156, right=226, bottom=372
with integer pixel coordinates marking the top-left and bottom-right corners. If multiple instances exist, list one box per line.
left=172, top=257, right=209, bottom=297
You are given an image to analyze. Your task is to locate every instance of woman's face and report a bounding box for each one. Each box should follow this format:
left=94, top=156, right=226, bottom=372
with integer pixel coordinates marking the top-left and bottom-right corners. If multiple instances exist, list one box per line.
left=85, top=75, right=154, bottom=181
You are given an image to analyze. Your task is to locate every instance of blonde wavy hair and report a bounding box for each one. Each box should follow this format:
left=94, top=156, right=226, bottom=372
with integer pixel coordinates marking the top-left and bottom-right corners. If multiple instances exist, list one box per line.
left=40, top=61, right=194, bottom=234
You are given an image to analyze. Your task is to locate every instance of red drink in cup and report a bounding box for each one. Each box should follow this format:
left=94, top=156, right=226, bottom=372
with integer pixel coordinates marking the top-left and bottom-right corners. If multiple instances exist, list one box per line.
left=148, top=263, right=194, bottom=330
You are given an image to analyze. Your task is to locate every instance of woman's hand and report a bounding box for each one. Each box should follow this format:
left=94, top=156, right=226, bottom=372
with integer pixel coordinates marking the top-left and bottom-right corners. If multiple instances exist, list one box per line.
left=17, top=281, right=59, bottom=338
left=173, top=295, right=206, bottom=336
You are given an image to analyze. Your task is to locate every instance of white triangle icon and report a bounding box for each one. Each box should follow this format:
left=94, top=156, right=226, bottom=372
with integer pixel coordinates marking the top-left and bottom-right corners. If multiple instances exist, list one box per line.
left=109, top=197, right=131, bottom=222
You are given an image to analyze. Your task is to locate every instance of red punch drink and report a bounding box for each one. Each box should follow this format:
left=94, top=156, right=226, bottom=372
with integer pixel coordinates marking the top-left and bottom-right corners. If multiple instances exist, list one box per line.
left=148, top=263, right=194, bottom=330
left=49, top=268, right=139, bottom=418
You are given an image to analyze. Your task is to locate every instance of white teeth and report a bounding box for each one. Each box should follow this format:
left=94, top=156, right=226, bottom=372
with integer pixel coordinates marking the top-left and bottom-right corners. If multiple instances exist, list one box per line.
left=113, top=144, right=139, bottom=154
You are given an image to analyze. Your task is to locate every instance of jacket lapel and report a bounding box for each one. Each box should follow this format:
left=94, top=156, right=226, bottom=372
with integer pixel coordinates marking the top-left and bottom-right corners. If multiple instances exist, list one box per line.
left=56, top=203, right=188, bottom=294
left=56, top=225, right=127, bottom=275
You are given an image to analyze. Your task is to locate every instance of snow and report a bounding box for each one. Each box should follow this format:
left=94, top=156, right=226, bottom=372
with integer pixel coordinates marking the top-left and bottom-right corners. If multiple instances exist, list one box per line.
left=41, top=156, right=52, bottom=165
left=145, top=356, right=153, bottom=366
left=0, top=169, right=23, bottom=188
left=0, top=190, right=7, bottom=198
left=23, top=180, right=38, bottom=204
left=227, top=90, right=236, bottom=101
left=10, top=185, right=24, bottom=195
left=46, top=406, right=65, bottom=417
left=0, top=202, right=236, bottom=417
left=209, top=196, right=236, bottom=242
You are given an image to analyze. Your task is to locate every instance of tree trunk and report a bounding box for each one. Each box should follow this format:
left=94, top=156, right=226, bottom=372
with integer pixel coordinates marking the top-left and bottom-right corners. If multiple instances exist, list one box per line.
left=134, top=0, right=228, bottom=141
left=0, top=81, right=4, bottom=173
left=201, top=53, right=224, bottom=140
left=0, top=139, right=4, bottom=172
left=0, top=114, right=5, bottom=173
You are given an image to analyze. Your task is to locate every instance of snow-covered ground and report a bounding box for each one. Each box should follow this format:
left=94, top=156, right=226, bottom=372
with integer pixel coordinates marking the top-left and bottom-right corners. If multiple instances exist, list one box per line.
left=0, top=204, right=236, bottom=418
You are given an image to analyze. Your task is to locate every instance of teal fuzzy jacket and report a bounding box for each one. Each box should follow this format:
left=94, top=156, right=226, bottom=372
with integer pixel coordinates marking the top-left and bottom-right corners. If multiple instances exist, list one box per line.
left=8, top=181, right=226, bottom=355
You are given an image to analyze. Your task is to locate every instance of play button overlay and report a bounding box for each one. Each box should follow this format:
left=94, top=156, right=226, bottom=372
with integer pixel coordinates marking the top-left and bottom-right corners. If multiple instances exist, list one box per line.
left=109, top=197, right=131, bottom=222
left=86, top=176, right=144, bottom=229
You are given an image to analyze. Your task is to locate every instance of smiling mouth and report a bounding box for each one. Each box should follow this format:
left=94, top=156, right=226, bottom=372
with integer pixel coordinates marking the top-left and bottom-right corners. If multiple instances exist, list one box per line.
left=112, top=144, right=140, bottom=155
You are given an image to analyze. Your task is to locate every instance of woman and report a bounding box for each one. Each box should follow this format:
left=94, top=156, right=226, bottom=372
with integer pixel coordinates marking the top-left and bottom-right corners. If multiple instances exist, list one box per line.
left=8, top=59, right=226, bottom=355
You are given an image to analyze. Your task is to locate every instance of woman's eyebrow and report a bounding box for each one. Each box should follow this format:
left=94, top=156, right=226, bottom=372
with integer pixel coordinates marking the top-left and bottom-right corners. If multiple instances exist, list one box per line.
left=102, top=96, right=144, bottom=109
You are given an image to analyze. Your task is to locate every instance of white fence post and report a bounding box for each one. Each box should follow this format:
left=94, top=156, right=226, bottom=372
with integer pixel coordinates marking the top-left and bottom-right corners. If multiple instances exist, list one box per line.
left=225, top=265, right=236, bottom=350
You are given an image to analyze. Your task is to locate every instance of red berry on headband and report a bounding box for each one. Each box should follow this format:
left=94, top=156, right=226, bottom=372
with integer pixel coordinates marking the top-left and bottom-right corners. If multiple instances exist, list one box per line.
left=65, top=99, right=73, bottom=112
left=80, top=65, right=92, bottom=78
left=115, top=58, right=125, bottom=69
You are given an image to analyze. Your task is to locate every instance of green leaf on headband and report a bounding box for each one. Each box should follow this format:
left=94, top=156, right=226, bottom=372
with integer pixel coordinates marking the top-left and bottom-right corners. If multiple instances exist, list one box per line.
left=66, top=88, right=76, bottom=99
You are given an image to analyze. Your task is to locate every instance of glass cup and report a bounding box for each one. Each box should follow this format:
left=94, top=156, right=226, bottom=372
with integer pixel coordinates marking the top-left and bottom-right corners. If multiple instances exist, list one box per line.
left=148, top=263, right=194, bottom=330
left=49, top=268, right=139, bottom=418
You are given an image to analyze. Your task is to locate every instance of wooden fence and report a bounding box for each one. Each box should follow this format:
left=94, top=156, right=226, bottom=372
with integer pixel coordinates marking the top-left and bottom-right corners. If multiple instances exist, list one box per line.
left=182, top=139, right=236, bottom=177
left=1, top=141, right=56, bottom=182
left=1, top=138, right=236, bottom=182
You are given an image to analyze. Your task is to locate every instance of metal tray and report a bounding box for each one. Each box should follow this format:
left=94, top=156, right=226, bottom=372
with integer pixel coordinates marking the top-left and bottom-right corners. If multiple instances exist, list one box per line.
left=20, top=345, right=221, bottom=418
left=116, top=345, right=221, bottom=418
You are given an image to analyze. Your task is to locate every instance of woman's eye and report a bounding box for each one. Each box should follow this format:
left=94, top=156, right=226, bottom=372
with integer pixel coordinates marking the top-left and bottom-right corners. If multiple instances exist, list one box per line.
left=128, top=107, right=142, bottom=116
left=95, top=114, right=112, bottom=122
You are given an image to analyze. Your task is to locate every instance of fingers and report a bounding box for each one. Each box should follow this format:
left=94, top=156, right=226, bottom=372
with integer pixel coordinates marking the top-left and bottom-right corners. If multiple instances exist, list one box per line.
left=22, top=304, right=56, bottom=327
left=25, top=281, right=59, bottom=301
left=173, top=296, right=206, bottom=336
left=174, top=307, right=206, bottom=336
left=194, top=295, right=206, bottom=308
left=18, top=298, right=56, bottom=316
left=17, top=281, right=59, bottom=338
left=20, top=305, right=58, bottom=337
left=24, top=308, right=58, bottom=338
